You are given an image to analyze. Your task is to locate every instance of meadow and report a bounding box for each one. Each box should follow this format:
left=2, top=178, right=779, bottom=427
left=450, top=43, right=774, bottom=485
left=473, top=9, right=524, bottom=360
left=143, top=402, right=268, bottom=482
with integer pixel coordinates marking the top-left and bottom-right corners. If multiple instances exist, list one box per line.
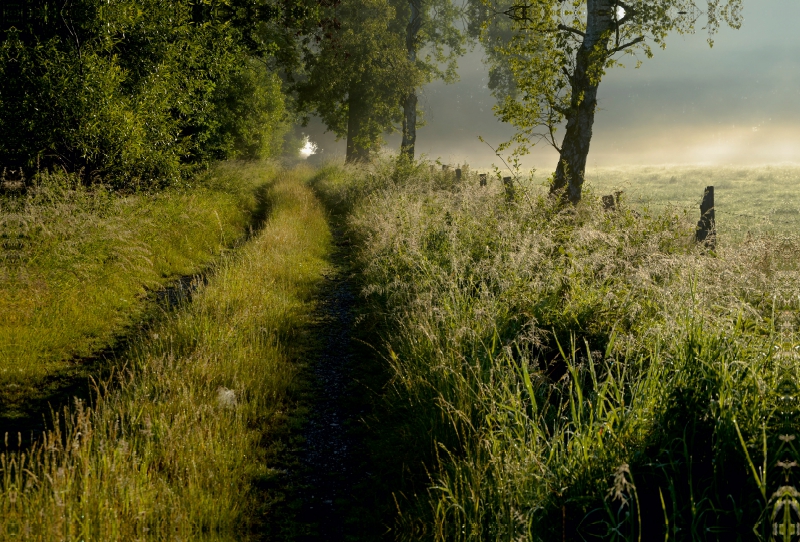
left=1, top=159, right=798, bottom=540
left=0, top=166, right=270, bottom=422
left=585, top=165, right=800, bottom=238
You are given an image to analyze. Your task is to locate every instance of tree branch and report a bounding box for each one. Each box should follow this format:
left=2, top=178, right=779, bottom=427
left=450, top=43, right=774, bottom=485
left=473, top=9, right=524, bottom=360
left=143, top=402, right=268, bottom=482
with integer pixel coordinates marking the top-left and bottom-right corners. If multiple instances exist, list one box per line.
left=609, top=35, right=644, bottom=54
left=557, top=23, right=585, bottom=38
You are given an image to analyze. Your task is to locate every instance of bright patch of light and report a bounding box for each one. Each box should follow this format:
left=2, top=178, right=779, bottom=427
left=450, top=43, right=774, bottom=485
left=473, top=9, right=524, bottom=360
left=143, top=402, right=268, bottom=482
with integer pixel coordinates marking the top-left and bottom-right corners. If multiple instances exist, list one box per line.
left=615, top=5, right=626, bottom=20
left=300, top=136, right=318, bottom=158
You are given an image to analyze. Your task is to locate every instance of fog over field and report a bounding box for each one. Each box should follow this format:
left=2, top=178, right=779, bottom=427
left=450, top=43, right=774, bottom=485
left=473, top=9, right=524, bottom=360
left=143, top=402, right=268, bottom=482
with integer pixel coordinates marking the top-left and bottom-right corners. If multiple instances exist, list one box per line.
left=306, top=0, right=800, bottom=169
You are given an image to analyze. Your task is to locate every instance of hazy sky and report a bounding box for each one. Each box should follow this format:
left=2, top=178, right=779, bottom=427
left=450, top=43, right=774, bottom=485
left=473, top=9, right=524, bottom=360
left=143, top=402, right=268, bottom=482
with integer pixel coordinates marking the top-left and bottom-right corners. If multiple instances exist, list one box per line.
left=305, top=0, right=800, bottom=169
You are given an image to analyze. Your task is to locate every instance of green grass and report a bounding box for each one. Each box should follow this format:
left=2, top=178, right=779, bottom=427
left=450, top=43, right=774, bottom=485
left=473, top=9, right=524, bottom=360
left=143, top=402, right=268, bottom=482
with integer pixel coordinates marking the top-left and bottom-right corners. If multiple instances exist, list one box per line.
left=0, top=164, right=268, bottom=417
left=314, top=159, right=800, bottom=540
left=583, top=165, right=800, bottom=238
left=475, top=164, right=800, bottom=238
left=0, top=163, right=332, bottom=538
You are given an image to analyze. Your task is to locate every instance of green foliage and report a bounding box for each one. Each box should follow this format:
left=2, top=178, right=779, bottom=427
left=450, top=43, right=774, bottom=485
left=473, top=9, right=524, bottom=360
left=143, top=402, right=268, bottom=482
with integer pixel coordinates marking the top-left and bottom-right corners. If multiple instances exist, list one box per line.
left=478, top=0, right=743, bottom=153
left=0, top=0, right=292, bottom=188
left=296, top=0, right=467, bottom=160
left=297, top=0, right=421, bottom=158
left=470, top=0, right=742, bottom=200
left=211, top=59, right=290, bottom=161
left=407, top=0, right=468, bottom=86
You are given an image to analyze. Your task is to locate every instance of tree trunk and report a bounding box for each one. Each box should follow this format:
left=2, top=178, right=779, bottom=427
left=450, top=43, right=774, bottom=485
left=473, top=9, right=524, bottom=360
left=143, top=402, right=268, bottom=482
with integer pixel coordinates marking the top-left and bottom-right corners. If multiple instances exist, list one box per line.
left=401, top=91, right=417, bottom=159
left=346, top=92, right=370, bottom=163
left=400, top=0, right=422, bottom=160
left=551, top=0, right=616, bottom=203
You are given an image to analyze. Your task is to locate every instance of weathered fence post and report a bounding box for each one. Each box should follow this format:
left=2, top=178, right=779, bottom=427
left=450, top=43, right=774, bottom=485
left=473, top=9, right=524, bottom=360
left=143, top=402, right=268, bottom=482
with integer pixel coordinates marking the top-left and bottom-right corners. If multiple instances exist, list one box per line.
left=503, top=176, right=515, bottom=202
left=602, top=191, right=624, bottom=211
left=455, top=168, right=462, bottom=181
left=479, top=173, right=487, bottom=187
left=696, top=185, right=716, bottom=249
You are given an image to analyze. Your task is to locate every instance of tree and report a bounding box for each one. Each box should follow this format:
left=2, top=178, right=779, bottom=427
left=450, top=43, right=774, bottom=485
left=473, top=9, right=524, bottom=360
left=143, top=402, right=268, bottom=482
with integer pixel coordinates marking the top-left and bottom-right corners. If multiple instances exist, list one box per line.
left=296, top=0, right=420, bottom=163
left=473, top=0, right=742, bottom=202
left=399, top=0, right=465, bottom=159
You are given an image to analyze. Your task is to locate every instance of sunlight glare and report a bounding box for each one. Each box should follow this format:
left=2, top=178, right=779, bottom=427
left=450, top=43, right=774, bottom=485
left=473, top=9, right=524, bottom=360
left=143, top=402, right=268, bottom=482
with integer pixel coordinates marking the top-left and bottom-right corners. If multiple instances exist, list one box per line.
left=300, top=136, right=318, bottom=158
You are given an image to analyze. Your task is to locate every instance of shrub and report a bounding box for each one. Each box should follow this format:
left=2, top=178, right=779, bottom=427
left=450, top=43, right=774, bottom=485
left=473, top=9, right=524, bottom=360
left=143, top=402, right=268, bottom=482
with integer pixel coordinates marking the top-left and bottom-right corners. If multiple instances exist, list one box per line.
left=0, top=1, right=291, bottom=188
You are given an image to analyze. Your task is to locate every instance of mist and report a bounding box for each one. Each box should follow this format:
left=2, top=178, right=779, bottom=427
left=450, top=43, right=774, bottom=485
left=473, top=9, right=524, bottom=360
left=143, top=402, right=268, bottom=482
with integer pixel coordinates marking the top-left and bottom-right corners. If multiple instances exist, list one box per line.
left=304, top=0, right=800, bottom=170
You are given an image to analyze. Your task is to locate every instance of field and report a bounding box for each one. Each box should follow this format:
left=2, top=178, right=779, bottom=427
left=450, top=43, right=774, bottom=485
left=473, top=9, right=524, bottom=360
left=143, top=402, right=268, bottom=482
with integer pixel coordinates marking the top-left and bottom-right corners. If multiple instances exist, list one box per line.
left=0, top=166, right=268, bottom=424
left=314, top=160, right=799, bottom=540
left=586, top=165, right=800, bottom=238
left=1, top=162, right=332, bottom=538
left=1, top=160, right=798, bottom=540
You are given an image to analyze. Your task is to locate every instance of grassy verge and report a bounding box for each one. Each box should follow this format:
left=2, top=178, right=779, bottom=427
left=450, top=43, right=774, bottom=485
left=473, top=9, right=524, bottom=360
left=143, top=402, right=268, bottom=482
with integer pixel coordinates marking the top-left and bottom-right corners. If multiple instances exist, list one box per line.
left=1, top=163, right=331, bottom=538
left=0, top=163, right=270, bottom=417
left=314, top=159, right=799, bottom=540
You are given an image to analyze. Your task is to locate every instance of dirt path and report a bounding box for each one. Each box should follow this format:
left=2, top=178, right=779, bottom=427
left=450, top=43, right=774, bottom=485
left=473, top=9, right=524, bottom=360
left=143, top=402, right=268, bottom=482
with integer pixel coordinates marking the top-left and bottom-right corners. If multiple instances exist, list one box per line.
left=287, top=229, right=383, bottom=541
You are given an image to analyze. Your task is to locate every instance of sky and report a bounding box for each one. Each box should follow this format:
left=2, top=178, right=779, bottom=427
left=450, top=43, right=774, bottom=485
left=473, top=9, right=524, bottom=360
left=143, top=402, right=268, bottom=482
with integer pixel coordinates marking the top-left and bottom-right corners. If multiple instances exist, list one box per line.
left=304, top=0, right=800, bottom=169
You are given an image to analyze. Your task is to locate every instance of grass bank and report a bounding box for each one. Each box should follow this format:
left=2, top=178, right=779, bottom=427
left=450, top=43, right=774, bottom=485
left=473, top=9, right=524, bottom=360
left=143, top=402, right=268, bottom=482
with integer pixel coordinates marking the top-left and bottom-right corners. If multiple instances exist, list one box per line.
left=314, top=159, right=799, bottom=540
left=0, top=163, right=331, bottom=538
left=0, top=164, right=269, bottom=418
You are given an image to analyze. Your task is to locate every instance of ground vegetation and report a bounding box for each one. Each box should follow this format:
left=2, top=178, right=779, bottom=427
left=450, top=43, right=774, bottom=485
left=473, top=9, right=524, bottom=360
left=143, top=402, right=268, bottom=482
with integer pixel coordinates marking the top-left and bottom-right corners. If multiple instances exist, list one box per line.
left=0, top=163, right=332, bottom=538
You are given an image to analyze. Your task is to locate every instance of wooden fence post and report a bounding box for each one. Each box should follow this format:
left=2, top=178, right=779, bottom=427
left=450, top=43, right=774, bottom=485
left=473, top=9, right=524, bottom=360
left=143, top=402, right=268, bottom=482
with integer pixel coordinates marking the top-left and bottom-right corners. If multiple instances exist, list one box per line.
left=602, top=191, right=623, bottom=211
left=479, top=173, right=487, bottom=187
left=455, top=168, right=462, bottom=181
left=696, top=185, right=715, bottom=249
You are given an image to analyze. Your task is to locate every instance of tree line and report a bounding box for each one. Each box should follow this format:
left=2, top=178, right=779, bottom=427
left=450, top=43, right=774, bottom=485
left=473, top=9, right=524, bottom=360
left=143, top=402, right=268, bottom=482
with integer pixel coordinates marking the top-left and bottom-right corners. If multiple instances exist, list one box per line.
left=1, top=0, right=742, bottom=199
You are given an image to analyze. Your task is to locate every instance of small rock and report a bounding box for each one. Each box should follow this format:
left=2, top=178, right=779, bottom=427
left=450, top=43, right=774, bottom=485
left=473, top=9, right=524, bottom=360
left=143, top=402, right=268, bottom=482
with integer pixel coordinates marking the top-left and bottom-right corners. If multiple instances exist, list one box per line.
left=217, top=387, right=237, bottom=409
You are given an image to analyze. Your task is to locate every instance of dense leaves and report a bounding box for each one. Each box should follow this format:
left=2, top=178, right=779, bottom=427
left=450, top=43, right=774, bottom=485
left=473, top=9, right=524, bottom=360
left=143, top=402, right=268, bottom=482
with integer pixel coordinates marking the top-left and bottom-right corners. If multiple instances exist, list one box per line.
left=295, top=0, right=466, bottom=162
left=295, top=0, right=421, bottom=162
left=0, top=0, right=293, bottom=187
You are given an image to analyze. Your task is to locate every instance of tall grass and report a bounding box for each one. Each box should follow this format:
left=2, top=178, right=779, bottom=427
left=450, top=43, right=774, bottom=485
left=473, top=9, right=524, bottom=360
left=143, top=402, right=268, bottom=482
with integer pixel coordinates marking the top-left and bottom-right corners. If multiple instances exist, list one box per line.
left=0, top=164, right=332, bottom=538
left=0, top=164, right=266, bottom=417
left=315, top=160, right=799, bottom=540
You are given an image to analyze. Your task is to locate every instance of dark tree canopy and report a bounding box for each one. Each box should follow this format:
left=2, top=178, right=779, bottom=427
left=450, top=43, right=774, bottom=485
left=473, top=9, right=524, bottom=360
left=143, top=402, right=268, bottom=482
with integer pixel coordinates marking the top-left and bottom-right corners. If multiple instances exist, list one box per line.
left=0, top=0, right=320, bottom=186
left=295, top=0, right=421, bottom=162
